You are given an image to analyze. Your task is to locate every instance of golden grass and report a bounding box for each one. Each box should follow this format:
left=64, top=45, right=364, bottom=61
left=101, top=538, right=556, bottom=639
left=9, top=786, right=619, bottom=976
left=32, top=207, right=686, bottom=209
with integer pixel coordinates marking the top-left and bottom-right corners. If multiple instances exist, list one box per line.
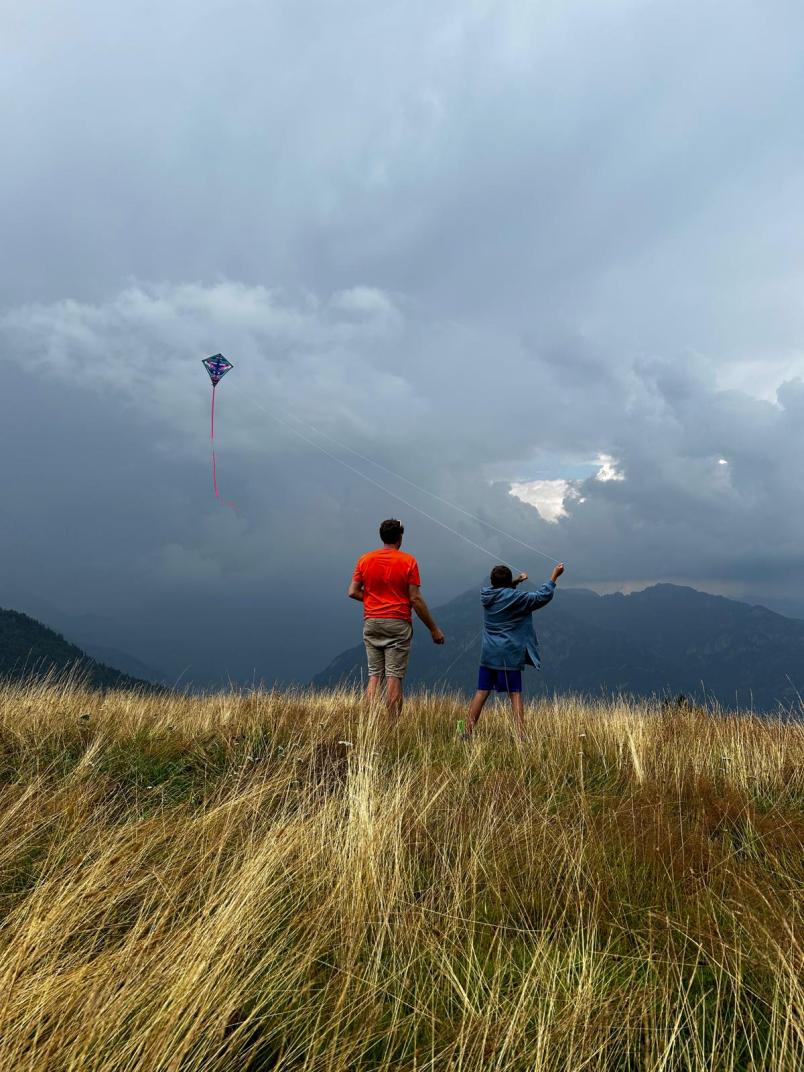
left=0, top=679, right=801, bottom=1071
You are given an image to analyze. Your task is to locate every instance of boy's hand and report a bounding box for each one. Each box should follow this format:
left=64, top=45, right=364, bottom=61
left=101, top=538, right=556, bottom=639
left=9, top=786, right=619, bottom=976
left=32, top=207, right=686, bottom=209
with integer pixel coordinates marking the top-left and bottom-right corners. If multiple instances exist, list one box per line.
left=551, top=563, right=565, bottom=583
left=514, top=572, right=528, bottom=585
left=431, top=628, right=446, bottom=645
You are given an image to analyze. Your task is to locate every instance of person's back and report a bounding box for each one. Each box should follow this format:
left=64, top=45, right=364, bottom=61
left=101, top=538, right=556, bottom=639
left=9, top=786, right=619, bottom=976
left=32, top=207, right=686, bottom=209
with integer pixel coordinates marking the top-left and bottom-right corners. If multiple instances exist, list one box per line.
left=463, top=561, right=564, bottom=739
left=348, top=519, right=445, bottom=719
left=354, top=546, right=420, bottom=621
left=480, top=583, right=551, bottom=672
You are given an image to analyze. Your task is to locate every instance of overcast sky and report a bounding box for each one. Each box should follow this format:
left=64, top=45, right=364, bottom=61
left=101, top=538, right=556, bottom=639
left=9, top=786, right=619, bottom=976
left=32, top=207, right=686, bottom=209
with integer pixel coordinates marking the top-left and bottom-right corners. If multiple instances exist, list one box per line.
left=2, top=1, right=804, bottom=684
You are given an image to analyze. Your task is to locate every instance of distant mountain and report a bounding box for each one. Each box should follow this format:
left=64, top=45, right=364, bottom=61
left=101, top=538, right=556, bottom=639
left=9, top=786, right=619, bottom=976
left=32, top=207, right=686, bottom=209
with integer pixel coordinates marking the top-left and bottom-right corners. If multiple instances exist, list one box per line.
left=0, top=607, right=159, bottom=691
left=0, top=595, right=167, bottom=685
left=313, top=584, right=804, bottom=713
left=75, top=642, right=166, bottom=685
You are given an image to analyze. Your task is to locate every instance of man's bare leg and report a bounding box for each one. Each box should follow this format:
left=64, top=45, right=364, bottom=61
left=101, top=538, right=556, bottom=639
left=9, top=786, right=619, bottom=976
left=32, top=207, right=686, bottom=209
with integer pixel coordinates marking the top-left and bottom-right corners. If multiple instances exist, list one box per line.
left=366, top=674, right=383, bottom=705
left=465, top=690, right=491, bottom=736
left=509, top=692, right=526, bottom=739
left=386, top=676, right=404, bottom=720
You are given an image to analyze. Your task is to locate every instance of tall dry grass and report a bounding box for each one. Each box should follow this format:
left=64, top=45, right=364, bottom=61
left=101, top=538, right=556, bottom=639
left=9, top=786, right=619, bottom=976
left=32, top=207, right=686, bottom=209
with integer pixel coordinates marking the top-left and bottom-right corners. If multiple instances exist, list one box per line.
left=0, top=679, right=801, bottom=1071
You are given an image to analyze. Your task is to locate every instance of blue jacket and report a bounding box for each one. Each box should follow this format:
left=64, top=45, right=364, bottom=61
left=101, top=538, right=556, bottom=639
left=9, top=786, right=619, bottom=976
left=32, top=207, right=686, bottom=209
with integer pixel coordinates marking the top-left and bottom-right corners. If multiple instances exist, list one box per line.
left=479, top=582, right=556, bottom=671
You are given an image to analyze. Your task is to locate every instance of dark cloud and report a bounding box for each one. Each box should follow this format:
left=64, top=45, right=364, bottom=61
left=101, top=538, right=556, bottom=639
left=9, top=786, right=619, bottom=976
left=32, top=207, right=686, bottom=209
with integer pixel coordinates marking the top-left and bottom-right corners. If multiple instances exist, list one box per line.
left=2, top=3, right=804, bottom=682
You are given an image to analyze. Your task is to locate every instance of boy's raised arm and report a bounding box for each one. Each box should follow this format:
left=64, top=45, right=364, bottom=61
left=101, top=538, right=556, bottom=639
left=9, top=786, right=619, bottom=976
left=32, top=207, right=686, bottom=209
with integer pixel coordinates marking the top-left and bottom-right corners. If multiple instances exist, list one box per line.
left=518, top=564, right=565, bottom=610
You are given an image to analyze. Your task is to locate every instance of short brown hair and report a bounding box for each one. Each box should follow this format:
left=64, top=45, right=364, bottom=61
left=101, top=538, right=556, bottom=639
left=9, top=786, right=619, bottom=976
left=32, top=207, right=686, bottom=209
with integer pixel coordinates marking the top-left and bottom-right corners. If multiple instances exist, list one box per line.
left=379, top=518, right=404, bottom=544
left=490, top=565, right=513, bottom=588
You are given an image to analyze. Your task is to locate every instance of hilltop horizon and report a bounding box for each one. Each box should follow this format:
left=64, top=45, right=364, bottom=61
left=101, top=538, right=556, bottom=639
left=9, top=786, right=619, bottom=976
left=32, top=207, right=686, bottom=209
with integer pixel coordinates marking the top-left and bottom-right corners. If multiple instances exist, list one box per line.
left=7, top=575, right=802, bottom=712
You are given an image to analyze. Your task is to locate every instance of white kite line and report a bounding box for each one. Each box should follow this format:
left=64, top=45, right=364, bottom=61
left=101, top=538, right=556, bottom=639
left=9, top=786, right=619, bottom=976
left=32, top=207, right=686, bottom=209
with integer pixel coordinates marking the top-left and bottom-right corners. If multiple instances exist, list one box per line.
left=250, top=399, right=561, bottom=570
left=278, top=409, right=559, bottom=564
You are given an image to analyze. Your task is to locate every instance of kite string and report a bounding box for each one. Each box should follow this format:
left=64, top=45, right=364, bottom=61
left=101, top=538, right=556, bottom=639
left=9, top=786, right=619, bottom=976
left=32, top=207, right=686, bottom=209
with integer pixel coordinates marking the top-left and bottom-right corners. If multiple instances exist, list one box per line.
left=275, top=408, right=559, bottom=564
left=251, top=400, right=548, bottom=573
left=250, top=399, right=560, bottom=569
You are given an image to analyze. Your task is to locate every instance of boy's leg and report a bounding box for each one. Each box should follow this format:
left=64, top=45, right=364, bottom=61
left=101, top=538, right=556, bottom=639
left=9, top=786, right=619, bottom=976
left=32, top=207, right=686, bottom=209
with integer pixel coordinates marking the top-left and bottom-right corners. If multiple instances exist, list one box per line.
left=465, top=690, right=491, bottom=735
left=509, top=691, right=525, bottom=739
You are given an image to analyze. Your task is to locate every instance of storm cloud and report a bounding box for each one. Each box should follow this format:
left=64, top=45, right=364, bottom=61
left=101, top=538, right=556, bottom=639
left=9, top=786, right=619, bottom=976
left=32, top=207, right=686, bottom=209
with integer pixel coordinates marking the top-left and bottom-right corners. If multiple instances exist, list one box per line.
left=2, top=1, right=804, bottom=683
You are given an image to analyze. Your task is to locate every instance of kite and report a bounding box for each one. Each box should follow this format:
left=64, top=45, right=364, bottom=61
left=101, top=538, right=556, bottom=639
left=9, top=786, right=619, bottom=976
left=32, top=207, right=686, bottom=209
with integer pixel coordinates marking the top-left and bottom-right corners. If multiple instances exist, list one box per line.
left=202, top=353, right=234, bottom=501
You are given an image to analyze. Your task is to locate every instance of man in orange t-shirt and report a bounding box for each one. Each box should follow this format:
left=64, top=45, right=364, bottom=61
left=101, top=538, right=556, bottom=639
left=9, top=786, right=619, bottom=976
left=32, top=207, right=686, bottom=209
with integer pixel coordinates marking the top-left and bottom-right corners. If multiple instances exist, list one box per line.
left=348, top=519, right=445, bottom=717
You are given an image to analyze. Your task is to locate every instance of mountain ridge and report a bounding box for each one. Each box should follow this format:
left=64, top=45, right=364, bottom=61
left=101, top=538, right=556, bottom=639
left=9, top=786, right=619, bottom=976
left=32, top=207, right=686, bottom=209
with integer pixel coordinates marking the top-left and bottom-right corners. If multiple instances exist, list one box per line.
left=313, top=583, right=804, bottom=713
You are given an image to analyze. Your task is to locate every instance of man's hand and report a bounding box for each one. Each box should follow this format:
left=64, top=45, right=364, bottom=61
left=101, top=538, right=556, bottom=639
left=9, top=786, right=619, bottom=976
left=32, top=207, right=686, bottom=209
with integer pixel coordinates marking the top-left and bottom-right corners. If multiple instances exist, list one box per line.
left=431, top=628, right=446, bottom=645
left=550, top=562, right=565, bottom=583
left=514, top=572, right=528, bottom=586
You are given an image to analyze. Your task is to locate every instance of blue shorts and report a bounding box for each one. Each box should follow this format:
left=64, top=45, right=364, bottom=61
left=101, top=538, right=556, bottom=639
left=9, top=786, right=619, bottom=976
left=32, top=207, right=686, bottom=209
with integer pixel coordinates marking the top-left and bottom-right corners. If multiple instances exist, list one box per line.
left=477, top=666, right=522, bottom=693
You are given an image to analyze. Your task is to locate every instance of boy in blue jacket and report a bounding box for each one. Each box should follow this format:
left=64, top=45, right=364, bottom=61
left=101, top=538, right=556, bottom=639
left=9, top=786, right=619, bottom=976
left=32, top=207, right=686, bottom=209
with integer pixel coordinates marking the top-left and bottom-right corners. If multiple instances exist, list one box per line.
left=463, top=561, right=565, bottom=739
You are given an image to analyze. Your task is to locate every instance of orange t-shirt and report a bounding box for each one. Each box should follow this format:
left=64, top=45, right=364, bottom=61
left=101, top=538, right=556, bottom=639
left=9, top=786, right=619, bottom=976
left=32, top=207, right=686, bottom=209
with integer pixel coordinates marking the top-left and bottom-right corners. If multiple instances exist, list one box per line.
left=352, top=548, right=421, bottom=620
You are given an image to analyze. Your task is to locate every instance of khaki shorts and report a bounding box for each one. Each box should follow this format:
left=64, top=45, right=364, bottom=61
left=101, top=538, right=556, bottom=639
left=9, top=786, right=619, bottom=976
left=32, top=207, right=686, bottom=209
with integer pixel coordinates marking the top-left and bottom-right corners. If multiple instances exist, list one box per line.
left=363, top=617, right=413, bottom=679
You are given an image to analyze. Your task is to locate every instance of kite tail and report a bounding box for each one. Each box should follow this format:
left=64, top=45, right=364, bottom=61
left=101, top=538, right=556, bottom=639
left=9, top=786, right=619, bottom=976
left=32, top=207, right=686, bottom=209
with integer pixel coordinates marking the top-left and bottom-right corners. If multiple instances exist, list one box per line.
left=210, top=384, right=220, bottom=497
left=212, top=448, right=237, bottom=511
left=210, top=384, right=236, bottom=510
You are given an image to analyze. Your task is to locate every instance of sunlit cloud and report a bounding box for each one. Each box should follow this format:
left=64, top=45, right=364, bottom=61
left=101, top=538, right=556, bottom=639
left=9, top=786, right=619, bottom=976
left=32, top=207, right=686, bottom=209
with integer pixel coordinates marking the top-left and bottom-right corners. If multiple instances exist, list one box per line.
left=594, top=454, right=625, bottom=482
left=510, top=479, right=577, bottom=523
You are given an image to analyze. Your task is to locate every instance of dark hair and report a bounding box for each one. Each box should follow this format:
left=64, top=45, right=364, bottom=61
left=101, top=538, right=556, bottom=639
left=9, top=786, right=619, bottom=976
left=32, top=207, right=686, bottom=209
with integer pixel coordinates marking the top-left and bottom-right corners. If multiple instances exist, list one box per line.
left=379, top=518, right=404, bottom=544
left=490, top=565, right=513, bottom=588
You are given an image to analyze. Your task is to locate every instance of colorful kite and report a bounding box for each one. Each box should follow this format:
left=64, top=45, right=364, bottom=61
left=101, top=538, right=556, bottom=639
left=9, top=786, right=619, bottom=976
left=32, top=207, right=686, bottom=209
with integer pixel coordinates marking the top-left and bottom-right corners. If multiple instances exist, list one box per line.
left=202, top=353, right=234, bottom=501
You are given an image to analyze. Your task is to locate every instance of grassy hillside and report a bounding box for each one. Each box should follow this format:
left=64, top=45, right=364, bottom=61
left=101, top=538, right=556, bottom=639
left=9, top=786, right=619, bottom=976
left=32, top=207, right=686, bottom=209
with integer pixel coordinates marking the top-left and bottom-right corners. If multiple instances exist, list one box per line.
left=0, top=681, right=801, bottom=1071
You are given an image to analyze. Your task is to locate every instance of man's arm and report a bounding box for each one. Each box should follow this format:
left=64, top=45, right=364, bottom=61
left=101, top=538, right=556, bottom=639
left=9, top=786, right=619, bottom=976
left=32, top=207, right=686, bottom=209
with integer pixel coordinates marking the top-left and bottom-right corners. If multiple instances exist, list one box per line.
left=347, top=580, right=364, bottom=602
left=409, top=585, right=445, bottom=644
